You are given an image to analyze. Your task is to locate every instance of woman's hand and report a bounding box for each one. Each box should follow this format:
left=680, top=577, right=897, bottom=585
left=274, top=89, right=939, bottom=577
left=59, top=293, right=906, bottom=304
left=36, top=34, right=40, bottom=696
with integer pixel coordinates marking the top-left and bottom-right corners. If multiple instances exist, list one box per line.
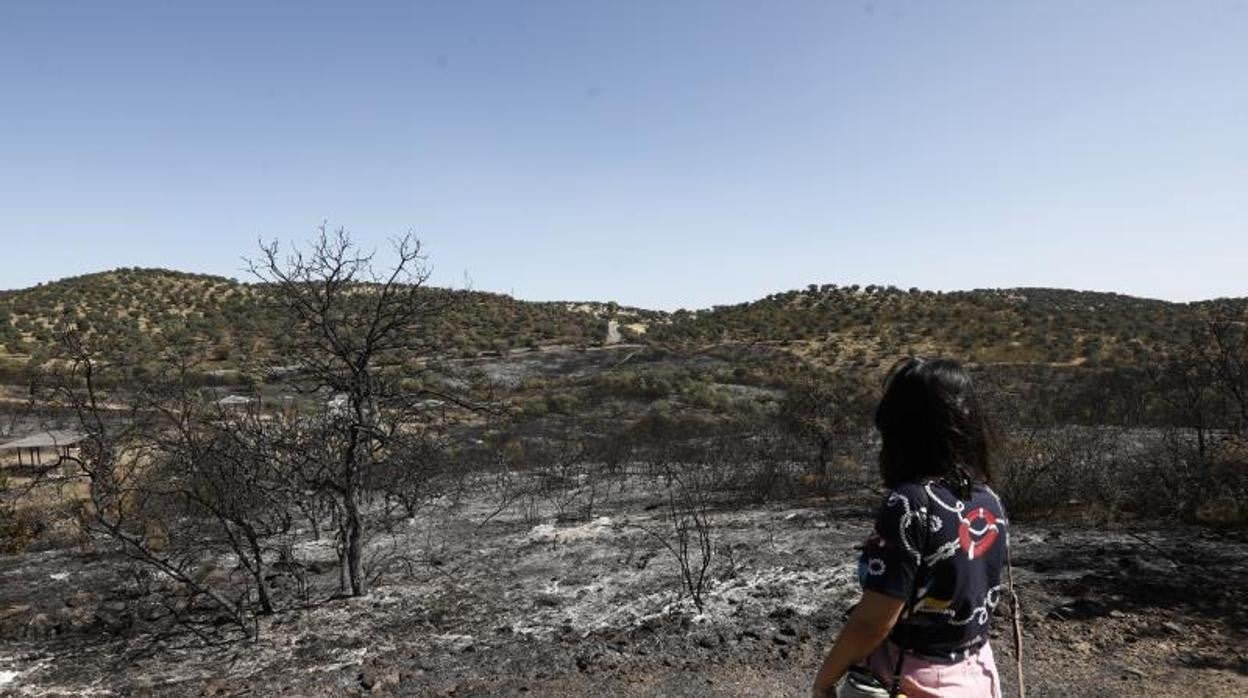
left=811, top=590, right=906, bottom=697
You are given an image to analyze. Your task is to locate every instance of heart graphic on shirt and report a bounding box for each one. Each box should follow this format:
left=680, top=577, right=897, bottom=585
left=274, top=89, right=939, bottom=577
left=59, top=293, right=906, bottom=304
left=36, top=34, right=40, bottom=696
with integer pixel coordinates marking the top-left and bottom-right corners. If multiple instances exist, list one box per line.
left=957, top=507, right=999, bottom=560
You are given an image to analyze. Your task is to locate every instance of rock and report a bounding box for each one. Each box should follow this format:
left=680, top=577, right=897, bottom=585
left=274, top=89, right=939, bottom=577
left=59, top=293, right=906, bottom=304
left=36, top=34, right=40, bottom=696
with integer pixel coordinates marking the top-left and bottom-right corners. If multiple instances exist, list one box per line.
left=93, top=609, right=130, bottom=634
left=1049, top=599, right=1110, bottom=621
left=27, top=613, right=54, bottom=638
left=1161, top=621, right=1184, bottom=634
left=447, top=635, right=476, bottom=653
left=1065, top=581, right=1093, bottom=597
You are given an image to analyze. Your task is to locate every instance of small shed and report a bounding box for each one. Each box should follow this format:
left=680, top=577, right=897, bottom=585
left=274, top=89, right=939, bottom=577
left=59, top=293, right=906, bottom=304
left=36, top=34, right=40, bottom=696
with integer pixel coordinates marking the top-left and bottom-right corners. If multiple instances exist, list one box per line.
left=0, top=429, right=86, bottom=467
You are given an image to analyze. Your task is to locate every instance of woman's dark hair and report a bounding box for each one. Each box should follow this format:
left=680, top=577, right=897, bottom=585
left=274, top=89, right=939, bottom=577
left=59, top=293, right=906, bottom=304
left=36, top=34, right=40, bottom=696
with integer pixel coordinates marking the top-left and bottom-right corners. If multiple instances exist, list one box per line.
left=875, top=356, right=992, bottom=496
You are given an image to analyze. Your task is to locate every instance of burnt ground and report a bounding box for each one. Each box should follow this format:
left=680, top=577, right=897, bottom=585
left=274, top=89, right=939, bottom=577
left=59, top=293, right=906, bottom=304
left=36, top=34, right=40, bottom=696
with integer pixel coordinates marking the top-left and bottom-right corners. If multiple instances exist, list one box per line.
left=0, top=482, right=1245, bottom=697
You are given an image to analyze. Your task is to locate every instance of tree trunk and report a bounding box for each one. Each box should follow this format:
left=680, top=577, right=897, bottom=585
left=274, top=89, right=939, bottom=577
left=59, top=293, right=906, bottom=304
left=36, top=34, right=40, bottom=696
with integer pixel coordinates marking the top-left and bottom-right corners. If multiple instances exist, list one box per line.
left=339, top=390, right=376, bottom=597
left=817, top=437, right=833, bottom=479
left=243, top=526, right=275, bottom=615
left=338, top=542, right=350, bottom=595
left=307, top=507, right=321, bottom=541
left=344, top=494, right=366, bottom=596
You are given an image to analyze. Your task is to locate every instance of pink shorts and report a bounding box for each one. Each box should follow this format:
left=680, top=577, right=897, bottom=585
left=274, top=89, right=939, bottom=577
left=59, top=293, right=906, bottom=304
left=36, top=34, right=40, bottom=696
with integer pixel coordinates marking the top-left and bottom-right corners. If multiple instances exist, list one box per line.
left=864, top=640, right=1002, bottom=698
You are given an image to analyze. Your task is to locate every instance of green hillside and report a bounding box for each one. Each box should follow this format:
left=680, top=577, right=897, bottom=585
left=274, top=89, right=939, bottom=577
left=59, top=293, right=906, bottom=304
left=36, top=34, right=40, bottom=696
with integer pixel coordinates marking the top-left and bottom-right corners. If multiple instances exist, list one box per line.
left=647, top=284, right=1248, bottom=368
left=0, top=268, right=628, bottom=369
left=1, top=270, right=1243, bottom=377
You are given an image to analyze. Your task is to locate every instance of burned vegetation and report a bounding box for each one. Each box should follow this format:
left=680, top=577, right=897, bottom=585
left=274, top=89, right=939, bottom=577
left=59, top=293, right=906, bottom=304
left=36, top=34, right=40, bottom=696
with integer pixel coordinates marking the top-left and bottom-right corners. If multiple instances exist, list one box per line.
left=0, top=233, right=1246, bottom=695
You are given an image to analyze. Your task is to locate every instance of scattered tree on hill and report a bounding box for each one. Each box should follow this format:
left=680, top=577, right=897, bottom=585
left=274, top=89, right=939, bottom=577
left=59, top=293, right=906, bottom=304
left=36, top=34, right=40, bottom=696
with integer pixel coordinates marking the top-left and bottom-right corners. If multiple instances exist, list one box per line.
left=779, top=372, right=873, bottom=479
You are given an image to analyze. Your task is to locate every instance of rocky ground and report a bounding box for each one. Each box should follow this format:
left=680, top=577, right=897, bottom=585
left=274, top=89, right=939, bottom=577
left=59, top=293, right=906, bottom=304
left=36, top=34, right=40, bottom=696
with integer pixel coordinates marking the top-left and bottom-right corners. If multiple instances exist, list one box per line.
left=0, top=481, right=1245, bottom=697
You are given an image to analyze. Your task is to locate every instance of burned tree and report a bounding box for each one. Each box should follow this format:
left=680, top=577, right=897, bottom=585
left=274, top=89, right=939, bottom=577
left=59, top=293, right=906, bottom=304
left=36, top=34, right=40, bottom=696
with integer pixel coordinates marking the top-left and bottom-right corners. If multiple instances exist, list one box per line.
left=778, top=371, right=872, bottom=480
left=49, top=336, right=279, bottom=638
left=249, top=227, right=459, bottom=597
left=1197, top=314, right=1248, bottom=435
left=1148, top=348, right=1221, bottom=464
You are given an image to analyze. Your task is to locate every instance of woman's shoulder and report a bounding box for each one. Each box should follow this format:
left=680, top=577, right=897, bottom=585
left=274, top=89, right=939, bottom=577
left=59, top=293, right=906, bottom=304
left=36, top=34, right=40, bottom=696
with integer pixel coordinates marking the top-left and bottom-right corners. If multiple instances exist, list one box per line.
left=885, top=479, right=956, bottom=503
left=887, top=480, right=1007, bottom=516
left=885, top=481, right=928, bottom=500
left=973, top=483, right=1008, bottom=516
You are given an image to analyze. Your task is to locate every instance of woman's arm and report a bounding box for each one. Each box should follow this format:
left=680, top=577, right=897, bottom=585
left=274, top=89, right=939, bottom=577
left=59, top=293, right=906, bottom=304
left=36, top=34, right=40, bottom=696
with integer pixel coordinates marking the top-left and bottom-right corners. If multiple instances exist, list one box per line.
left=810, top=590, right=906, bottom=698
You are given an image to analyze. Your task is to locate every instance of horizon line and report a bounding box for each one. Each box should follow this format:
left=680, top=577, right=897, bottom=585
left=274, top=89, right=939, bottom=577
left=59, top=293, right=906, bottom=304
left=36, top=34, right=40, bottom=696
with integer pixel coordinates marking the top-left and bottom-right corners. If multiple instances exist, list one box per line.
left=3, top=265, right=1245, bottom=313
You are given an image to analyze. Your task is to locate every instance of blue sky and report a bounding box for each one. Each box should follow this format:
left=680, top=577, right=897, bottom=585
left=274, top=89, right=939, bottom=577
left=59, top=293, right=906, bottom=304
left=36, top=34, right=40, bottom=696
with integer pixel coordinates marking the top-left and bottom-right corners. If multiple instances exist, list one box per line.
left=1, top=1, right=1244, bottom=309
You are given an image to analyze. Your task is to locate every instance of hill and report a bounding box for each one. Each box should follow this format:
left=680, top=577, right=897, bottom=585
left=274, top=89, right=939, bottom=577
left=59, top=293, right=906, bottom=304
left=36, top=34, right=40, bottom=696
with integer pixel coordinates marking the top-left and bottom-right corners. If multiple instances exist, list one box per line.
left=647, top=284, right=1248, bottom=368
left=0, top=269, right=658, bottom=372
left=0, top=270, right=1244, bottom=376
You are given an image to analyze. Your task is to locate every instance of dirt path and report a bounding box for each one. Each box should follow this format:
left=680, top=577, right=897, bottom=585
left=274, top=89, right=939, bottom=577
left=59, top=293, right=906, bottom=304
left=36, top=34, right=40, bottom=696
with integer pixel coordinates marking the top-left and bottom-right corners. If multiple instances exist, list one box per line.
left=605, top=320, right=622, bottom=345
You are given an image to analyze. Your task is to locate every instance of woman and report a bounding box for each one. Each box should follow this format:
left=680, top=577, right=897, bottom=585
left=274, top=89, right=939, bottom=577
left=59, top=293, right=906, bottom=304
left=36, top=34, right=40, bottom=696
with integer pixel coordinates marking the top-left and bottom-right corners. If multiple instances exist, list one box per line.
left=812, top=357, right=1007, bottom=698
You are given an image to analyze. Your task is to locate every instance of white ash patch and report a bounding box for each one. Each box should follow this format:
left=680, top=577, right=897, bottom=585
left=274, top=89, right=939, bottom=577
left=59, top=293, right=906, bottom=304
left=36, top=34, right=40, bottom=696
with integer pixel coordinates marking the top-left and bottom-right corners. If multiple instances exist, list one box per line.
left=694, top=564, right=860, bottom=621
left=292, top=536, right=340, bottom=558
left=580, top=587, right=685, bottom=632
left=307, top=647, right=369, bottom=673
left=527, top=516, right=615, bottom=544
left=434, top=633, right=476, bottom=653
left=535, top=563, right=860, bottom=636
left=0, top=656, right=53, bottom=694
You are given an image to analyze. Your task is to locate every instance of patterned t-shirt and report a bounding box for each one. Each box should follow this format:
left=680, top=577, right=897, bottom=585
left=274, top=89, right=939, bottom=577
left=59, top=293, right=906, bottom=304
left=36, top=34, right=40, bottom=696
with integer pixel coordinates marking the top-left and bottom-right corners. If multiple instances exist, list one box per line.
left=857, top=480, right=1008, bottom=661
